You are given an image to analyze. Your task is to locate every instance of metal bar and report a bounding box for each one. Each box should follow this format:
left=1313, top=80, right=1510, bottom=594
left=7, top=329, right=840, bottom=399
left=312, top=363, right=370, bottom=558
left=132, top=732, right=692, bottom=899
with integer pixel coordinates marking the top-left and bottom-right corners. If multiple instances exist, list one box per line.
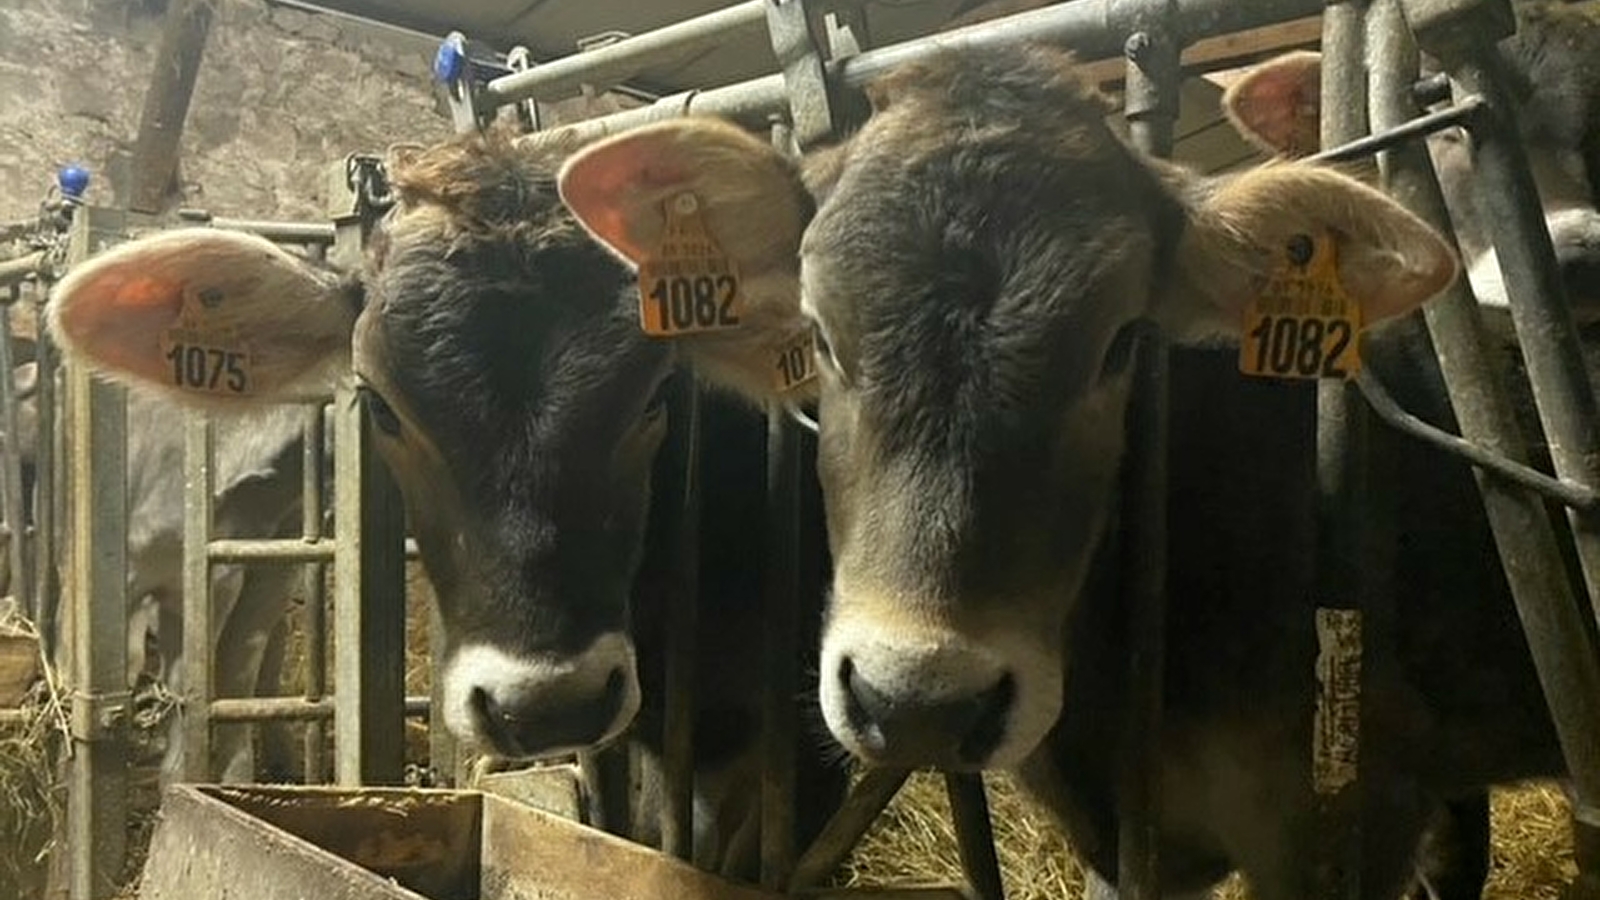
left=760, top=405, right=802, bottom=889
left=35, top=328, right=59, bottom=661
left=1117, top=10, right=1180, bottom=898
left=209, top=539, right=333, bottom=563
left=332, top=379, right=408, bottom=786
left=519, top=0, right=1324, bottom=147
left=1368, top=10, right=1600, bottom=895
left=64, top=207, right=130, bottom=900
left=209, top=695, right=430, bottom=723
left=1446, top=26, right=1600, bottom=652
left=0, top=252, right=46, bottom=288
left=788, top=767, right=912, bottom=891
left=1354, top=368, right=1599, bottom=510
left=577, top=746, right=634, bottom=835
left=180, top=412, right=214, bottom=782
left=300, top=403, right=328, bottom=784
left=1314, top=4, right=1371, bottom=899
left=945, top=773, right=1004, bottom=900
left=427, top=603, right=458, bottom=785
left=483, top=0, right=770, bottom=106
left=0, top=304, right=31, bottom=611
left=1306, top=97, right=1484, bottom=165
left=766, top=0, right=838, bottom=149
left=206, top=536, right=420, bottom=562
left=658, top=377, right=700, bottom=860
left=173, top=213, right=337, bottom=244
left=128, top=0, right=215, bottom=213
left=1401, top=0, right=1600, bottom=861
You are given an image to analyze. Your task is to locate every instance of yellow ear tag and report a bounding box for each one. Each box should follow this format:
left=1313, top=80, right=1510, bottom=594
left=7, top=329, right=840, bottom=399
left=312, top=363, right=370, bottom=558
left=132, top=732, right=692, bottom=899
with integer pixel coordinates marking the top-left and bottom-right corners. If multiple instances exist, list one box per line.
left=157, top=283, right=255, bottom=395
left=773, top=329, right=817, bottom=392
left=1238, top=232, right=1362, bottom=380
left=637, top=192, right=746, bottom=337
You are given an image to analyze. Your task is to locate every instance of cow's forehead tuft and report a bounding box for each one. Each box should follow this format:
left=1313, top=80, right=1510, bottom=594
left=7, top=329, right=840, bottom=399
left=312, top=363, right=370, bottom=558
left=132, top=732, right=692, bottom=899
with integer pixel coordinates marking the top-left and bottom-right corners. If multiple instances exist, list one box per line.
left=386, top=125, right=573, bottom=234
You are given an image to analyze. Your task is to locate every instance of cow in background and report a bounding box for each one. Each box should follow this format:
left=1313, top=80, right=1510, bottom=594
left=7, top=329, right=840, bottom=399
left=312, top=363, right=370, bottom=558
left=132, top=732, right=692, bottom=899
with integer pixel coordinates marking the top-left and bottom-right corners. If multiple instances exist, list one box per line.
left=7, top=359, right=309, bottom=784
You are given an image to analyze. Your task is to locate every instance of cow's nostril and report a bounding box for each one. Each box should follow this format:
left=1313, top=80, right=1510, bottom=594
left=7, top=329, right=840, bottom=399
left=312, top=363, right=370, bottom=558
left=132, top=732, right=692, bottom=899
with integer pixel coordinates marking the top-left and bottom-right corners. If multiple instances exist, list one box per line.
left=840, top=656, right=889, bottom=753
left=958, top=672, right=1015, bottom=765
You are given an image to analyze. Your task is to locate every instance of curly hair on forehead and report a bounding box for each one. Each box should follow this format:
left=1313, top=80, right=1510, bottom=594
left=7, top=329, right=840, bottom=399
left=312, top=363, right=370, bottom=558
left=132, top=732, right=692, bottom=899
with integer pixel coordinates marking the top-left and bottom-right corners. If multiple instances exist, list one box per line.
left=386, top=123, right=585, bottom=236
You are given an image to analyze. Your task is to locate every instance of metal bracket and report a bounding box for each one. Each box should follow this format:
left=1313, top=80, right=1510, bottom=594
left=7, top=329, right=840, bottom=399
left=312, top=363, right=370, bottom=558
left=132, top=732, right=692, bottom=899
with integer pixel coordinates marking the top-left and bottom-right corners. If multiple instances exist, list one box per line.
left=506, top=46, right=544, bottom=132
left=69, top=690, right=132, bottom=742
left=765, top=0, right=837, bottom=149
left=1399, top=0, right=1514, bottom=63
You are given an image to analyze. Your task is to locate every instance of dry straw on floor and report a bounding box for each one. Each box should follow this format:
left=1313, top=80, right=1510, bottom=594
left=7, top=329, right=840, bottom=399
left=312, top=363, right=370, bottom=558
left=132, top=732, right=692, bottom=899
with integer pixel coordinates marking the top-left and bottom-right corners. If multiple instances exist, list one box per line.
left=0, top=608, right=68, bottom=900
left=838, top=770, right=1574, bottom=900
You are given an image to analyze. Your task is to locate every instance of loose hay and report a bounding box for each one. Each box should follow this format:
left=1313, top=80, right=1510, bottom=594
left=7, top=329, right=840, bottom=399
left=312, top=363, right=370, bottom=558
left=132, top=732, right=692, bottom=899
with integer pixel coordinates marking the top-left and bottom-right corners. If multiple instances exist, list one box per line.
left=0, top=609, right=68, bottom=900
left=839, top=770, right=1574, bottom=900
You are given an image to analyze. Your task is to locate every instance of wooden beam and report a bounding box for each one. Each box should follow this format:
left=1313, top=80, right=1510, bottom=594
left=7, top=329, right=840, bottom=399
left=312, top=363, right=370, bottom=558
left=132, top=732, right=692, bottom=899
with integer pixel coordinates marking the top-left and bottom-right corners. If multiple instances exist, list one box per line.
left=129, top=0, right=216, bottom=214
left=1079, top=15, right=1323, bottom=86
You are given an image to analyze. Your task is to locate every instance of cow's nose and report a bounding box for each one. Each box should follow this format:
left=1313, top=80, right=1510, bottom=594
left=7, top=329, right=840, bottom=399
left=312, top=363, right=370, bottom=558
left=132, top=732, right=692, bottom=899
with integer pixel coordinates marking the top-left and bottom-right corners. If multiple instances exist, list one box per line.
left=470, top=664, right=628, bottom=758
left=441, top=633, right=641, bottom=760
left=838, top=655, right=1015, bottom=768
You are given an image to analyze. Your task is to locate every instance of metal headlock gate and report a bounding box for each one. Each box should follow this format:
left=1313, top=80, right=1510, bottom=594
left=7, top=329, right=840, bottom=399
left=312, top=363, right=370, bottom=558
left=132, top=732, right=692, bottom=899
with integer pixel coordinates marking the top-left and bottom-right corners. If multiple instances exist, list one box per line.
left=26, top=0, right=1600, bottom=898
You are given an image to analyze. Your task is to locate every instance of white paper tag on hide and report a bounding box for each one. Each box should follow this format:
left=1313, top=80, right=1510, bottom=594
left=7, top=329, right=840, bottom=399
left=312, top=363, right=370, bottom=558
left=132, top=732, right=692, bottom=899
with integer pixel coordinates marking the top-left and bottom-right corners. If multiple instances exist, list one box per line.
left=1312, top=607, right=1362, bottom=794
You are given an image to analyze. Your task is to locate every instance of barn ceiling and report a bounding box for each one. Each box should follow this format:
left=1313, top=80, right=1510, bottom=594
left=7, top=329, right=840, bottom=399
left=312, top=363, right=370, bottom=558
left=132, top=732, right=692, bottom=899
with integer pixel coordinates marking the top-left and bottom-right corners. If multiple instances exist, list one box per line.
left=272, top=0, right=1274, bottom=172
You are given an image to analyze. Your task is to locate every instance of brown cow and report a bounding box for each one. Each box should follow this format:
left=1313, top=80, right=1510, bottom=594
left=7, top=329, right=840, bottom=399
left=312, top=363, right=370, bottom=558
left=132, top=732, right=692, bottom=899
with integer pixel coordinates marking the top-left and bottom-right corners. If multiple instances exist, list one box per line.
left=559, top=43, right=1574, bottom=900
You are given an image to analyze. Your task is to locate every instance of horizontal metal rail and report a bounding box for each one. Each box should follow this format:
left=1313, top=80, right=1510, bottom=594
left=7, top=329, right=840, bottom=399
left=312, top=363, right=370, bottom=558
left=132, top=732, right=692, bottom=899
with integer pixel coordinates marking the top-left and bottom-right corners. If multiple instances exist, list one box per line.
left=206, top=537, right=421, bottom=563
left=209, top=695, right=429, bottom=723
left=484, top=0, right=770, bottom=104
left=520, top=0, right=1324, bottom=147
left=0, top=252, right=47, bottom=287
left=172, top=212, right=336, bottom=244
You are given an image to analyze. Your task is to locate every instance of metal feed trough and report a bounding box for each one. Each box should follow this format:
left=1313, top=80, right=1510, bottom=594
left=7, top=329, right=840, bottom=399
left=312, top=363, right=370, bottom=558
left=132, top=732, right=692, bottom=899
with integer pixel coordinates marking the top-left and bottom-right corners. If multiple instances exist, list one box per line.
left=23, top=0, right=1600, bottom=899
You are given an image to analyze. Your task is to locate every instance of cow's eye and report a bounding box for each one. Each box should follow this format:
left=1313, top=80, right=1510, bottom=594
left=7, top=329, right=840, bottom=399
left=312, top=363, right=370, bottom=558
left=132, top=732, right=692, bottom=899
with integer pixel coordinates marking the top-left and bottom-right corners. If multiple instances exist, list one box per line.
left=358, top=385, right=403, bottom=437
left=811, top=319, right=843, bottom=377
left=1099, top=323, right=1142, bottom=383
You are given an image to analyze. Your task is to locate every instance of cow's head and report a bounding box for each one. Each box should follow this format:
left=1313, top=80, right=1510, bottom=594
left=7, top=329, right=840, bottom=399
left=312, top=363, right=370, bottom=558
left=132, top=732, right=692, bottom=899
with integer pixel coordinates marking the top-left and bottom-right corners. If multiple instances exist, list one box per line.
left=562, top=45, right=1454, bottom=769
left=47, top=129, right=804, bottom=761
left=1224, top=0, right=1600, bottom=320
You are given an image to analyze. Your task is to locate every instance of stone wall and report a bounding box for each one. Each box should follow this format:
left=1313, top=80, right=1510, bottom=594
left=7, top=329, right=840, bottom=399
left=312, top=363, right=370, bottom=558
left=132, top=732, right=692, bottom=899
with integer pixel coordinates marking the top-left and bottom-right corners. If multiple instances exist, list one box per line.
left=0, top=0, right=453, bottom=223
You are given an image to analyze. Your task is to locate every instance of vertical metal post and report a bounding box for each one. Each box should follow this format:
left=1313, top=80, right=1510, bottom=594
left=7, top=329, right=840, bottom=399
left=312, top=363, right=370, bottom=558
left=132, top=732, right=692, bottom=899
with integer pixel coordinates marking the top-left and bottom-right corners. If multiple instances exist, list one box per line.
left=0, top=301, right=31, bottom=610
left=1314, top=4, right=1372, bottom=899
left=35, top=325, right=60, bottom=660
left=658, top=376, right=700, bottom=860
left=331, top=379, right=407, bottom=786
left=1397, top=0, right=1600, bottom=890
left=329, top=165, right=407, bottom=786
left=63, top=207, right=130, bottom=900
left=1366, top=4, right=1600, bottom=899
left=945, top=773, right=1005, bottom=900
left=180, top=412, right=213, bottom=782
left=1115, top=9, right=1178, bottom=899
left=757, top=115, right=804, bottom=892
left=760, top=401, right=801, bottom=889
left=300, top=403, right=328, bottom=784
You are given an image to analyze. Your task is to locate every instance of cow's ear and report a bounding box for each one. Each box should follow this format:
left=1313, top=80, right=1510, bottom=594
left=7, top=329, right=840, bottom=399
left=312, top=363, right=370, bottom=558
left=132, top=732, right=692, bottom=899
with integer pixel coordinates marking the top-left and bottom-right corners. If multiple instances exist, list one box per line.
left=1222, top=51, right=1323, bottom=157
left=48, top=228, right=357, bottom=407
left=1163, top=164, right=1457, bottom=338
left=559, top=118, right=814, bottom=404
